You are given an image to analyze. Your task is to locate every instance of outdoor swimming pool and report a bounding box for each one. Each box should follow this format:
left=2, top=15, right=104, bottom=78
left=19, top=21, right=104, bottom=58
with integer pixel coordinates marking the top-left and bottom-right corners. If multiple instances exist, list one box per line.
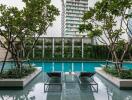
left=1, top=61, right=132, bottom=72
left=0, top=61, right=132, bottom=100
left=30, top=61, right=132, bottom=72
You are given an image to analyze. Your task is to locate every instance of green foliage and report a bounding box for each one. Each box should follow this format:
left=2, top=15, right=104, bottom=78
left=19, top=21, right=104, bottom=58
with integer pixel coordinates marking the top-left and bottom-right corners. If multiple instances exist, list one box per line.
left=104, top=67, right=132, bottom=79
left=21, top=40, right=132, bottom=60
left=23, top=42, right=110, bottom=60
left=79, top=0, right=132, bottom=71
left=120, top=70, right=132, bottom=79
left=79, top=0, right=132, bottom=39
left=82, top=8, right=95, bottom=21
left=74, top=47, right=81, bottom=58
left=79, top=24, right=87, bottom=33
left=0, top=0, right=59, bottom=59
left=0, top=66, right=36, bottom=79
left=104, top=67, right=119, bottom=77
left=89, top=29, right=102, bottom=38
left=45, top=41, right=52, bottom=45
left=44, top=47, right=52, bottom=58
left=0, top=0, right=59, bottom=73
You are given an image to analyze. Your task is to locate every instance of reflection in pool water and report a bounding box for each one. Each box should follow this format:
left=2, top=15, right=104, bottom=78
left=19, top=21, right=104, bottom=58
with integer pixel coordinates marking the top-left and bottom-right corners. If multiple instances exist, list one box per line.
left=1, top=61, right=132, bottom=72
left=0, top=61, right=132, bottom=100
left=31, top=61, right=132, bottom=72
left=0, top=72, right=132, bottom=100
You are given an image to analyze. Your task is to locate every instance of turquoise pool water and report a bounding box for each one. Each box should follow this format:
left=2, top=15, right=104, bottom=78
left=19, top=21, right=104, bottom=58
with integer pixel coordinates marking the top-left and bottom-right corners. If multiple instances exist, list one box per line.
left=30, top=61, right=132, bottom=72
left=0, top=61, right=132, bottom=72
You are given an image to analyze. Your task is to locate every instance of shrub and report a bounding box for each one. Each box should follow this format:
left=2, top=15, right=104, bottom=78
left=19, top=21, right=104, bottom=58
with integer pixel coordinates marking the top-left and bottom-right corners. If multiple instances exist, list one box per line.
left=103, top=67, right=119, bottom=77
left=120, top=70, right=132, bottom=79
left=0, top=65, right=36, bottom=79
left=103, top=67, right=132, bottom=79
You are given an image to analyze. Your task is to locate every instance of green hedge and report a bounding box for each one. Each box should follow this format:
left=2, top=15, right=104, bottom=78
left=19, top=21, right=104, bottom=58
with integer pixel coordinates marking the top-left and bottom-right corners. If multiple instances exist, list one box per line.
left=23, top=45, right=109, bottom=60
left=22, top=43, right=132, bottom=60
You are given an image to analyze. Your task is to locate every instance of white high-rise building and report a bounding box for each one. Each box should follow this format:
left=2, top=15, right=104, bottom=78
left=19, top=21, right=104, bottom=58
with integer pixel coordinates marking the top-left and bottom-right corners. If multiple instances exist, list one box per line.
left=0, top=36, right=11, bottom=60
left=128, top=9, right=132, bottom=38
left=61, top=0, right=88, bottom=37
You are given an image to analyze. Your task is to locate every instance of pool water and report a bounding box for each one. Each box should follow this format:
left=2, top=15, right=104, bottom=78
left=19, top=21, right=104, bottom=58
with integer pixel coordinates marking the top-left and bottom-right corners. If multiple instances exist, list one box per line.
left=30, top=61, right=132, bottom=72
left=0, top=61, right=132, bottom=72
left=0, top=61, right=132, bottom=100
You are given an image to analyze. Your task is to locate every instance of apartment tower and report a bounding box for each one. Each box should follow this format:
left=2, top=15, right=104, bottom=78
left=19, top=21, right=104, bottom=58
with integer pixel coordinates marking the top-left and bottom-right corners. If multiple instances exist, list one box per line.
left=128, top=9, right=132, bottom=38
left=61, top=0, right=88, bottom=37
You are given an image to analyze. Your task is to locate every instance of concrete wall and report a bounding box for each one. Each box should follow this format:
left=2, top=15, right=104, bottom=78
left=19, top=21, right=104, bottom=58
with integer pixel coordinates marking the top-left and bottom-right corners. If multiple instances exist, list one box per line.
left=0, top=36, right=11, bottom=61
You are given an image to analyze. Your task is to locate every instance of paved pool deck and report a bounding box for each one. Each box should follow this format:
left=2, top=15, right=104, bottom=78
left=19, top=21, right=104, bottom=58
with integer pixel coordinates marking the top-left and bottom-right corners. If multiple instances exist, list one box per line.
left=0, top=72, right=132, bottom=100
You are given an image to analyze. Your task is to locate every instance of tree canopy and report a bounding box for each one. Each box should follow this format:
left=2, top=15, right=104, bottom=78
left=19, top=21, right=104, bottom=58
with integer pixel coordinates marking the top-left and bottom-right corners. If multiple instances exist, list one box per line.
left=80, top=0, right=132, bottom=41
left=0, top=0, right=59, bottom=72
left=79, top=0, right=132, bottom=71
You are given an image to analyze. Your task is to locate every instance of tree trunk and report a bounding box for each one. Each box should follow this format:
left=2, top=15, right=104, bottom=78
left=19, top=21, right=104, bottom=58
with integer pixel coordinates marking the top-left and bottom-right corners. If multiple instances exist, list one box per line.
left=0, top=47, right=9, bottom=74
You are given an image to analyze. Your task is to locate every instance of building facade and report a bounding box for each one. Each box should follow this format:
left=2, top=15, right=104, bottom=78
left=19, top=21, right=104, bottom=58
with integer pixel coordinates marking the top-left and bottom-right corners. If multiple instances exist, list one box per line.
left=128, top=9, right=132, bottom=38
left=61, top=0, right=88, bottom=37
left=0, top=36, right=11, bottom=60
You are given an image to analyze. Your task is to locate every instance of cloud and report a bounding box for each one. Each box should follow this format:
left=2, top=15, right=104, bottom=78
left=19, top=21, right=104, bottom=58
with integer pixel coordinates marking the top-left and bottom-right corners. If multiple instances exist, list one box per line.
left=0, top=0, right=25, bottom=10
left=0, top=0, right=62, bottom=37
left=46, top=0, right=62, bottom=37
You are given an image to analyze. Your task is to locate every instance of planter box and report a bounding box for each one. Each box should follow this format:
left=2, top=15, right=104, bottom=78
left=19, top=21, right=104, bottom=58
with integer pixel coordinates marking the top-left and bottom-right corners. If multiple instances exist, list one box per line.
left=0, top=67, right=42, bottom=89
left=96, top=68, right=132, bottom=90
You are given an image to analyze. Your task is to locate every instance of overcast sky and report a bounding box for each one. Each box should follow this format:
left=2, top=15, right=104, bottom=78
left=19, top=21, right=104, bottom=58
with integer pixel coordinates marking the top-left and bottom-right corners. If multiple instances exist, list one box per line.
left=0, top=0, right=99, bottom=37
left=0, top=0, right=62, bottom=37
left=0, top=0, right=128, bottom=39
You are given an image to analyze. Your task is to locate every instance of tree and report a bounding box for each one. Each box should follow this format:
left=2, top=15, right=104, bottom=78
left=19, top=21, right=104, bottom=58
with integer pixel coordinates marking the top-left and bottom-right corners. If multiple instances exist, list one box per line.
left=0, top=0, right=59, bottom=73
left=79, top=0, right=132, bottom=72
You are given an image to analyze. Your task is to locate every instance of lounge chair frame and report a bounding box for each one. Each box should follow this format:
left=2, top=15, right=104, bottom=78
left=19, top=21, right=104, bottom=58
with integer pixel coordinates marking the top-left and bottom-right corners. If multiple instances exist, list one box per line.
left=44, top=74, right=62, bottom=92
left=78, top=76, right=98, bottom=92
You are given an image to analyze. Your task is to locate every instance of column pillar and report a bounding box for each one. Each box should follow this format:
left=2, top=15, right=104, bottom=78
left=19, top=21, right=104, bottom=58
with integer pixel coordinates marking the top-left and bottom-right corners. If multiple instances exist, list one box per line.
left=62, top=38, right=64, bottom=58
left=42, top=38, right=45, bottom=58
left=52, top=38, right=55, bottom=58
left=82, top=38, right=84, bottom=58
left=72, top=38, right=74, bottom=58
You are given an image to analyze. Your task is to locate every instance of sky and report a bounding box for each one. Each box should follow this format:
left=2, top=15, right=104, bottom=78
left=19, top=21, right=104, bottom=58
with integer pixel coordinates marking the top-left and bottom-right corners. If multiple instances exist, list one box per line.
left=47, top=0, right=98, bottom=37
left=47, top=0, right=62, bottom=37
left=0, top=0, right=128, bottom=40
left=0, top=0, right=98, bottom=37
left=0, top=0, right=62, bottom=37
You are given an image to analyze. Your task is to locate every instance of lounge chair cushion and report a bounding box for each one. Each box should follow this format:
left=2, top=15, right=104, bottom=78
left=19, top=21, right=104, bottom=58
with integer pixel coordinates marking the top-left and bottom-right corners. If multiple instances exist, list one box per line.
left=47, top=72, right=61, bottom=78
left=79, top=72, right=95, bottom=77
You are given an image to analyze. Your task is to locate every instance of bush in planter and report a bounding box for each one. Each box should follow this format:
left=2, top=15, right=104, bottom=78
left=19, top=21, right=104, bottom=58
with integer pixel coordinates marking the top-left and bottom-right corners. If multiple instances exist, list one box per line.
left=120, top=70, right=132, bottom=79
left=103, top=67, right=132, bottom=79
left=103, top=67, right=119, bottom=77
left=0, top=66, right=36, bottom=79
